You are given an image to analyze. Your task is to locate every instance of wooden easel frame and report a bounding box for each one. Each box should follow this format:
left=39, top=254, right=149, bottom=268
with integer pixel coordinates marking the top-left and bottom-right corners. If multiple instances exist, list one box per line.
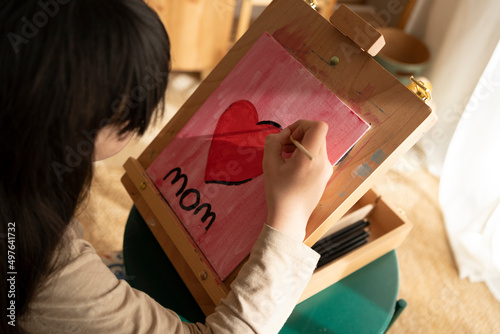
left=122, top=0, right=436, bottom=315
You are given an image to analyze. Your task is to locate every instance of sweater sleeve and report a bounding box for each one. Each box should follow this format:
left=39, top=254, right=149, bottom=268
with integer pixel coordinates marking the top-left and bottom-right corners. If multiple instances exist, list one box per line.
left=202, top=224, right=320, bottom=333
left=21, top=223, right=319, bottom=334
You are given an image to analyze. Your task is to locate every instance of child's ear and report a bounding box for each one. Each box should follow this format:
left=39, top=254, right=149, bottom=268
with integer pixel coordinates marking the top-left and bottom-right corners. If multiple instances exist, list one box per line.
left=93, top=125, right=134, bottom=161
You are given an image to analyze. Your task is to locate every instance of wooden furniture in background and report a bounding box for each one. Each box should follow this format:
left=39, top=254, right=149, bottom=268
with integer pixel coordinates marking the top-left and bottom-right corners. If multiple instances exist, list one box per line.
left=397, top=0, right=417, bottom=29
left=317, top=0, right=338, bottom=19
left=147, top=0, right=237, bottom=75
left=235, top=0, right=271, bottom=40
left=236, top=0, right=417, bottom=41
left=235, top=0, right=340, bottom=39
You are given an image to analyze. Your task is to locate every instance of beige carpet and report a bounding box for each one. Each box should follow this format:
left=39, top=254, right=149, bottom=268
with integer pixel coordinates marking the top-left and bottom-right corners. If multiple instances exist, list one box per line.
left=76, top=72, right=500, bottom=333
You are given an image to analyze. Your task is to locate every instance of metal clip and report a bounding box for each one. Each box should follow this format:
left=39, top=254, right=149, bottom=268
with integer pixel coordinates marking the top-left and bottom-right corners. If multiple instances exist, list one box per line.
left=409, top=76, right=432, bottom=102
left=304, top=0, right=318, bottom=10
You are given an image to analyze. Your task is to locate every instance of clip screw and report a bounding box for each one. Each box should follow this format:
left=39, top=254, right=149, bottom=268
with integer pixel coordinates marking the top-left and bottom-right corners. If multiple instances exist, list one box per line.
left=199, top=271, right=208, bottom=281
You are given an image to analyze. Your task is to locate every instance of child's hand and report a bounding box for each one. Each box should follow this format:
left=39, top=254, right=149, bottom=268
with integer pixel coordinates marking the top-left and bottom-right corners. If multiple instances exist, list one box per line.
left=263, top=120, right=333, bottom=242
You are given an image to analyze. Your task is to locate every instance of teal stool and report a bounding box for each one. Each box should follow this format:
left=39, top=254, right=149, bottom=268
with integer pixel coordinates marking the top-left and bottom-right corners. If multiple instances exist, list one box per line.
left=124, top=206, right=404, bottom=332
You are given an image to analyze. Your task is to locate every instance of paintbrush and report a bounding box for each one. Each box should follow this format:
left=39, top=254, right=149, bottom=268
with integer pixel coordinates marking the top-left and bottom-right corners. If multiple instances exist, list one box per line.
left=289, top=135, right=314, bottom=160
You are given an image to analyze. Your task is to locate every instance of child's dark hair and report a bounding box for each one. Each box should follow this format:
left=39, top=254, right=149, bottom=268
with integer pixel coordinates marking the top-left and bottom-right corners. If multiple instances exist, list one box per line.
left=0, top=0, right=170, bottom=332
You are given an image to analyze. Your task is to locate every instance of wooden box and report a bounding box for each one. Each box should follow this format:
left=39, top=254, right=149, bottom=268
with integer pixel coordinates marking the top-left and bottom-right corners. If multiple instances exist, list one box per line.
left=299, top=187, right=411, bottom=302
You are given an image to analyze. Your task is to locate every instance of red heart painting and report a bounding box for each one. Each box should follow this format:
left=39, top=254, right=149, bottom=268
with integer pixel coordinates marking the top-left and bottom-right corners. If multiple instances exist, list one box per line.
left=205, top=100, right=281, bottom=185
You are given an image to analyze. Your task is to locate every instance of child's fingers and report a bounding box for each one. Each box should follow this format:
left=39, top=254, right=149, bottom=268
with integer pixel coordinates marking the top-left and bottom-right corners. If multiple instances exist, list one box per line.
left=263, top=128, right=291, bottom=167
left=282, top=142, right=296, bottom=153
left=298, top=121, right=328, bottom=155
left=286, top=120, right=308, bottom=140
left=288, top=120, right=328, bottom=158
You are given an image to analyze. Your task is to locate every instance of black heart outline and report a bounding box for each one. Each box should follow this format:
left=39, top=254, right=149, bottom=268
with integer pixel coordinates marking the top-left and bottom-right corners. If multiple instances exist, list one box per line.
left=205, top=120, right=282, bottom=186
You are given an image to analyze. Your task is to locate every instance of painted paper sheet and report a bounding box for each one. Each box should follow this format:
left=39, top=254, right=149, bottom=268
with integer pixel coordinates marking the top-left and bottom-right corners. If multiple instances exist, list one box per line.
left=147, top=32, right=370, bottom=280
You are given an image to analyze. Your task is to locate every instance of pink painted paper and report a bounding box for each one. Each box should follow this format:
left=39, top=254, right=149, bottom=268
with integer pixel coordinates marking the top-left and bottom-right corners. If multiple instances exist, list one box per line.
left=147, top=32, right=369, bottom=280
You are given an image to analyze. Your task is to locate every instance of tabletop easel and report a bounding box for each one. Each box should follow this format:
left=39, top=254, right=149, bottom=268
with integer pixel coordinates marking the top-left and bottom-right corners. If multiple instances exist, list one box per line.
left=122, top=0, right=436, bottom=315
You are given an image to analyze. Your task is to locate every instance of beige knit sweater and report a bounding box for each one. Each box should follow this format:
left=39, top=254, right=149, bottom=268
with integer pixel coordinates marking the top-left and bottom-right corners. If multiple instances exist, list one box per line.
left=21, top=221, right=319, bottom=333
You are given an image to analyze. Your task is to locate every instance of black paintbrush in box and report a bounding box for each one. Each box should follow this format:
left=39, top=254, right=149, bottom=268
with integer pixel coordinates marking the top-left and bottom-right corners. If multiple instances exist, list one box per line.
left=313, top=219, right=370, bottom=268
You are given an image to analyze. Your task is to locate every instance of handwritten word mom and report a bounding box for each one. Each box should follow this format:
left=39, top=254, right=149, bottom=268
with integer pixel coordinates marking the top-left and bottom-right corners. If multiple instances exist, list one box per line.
left=163, top=167, right=216, bottom=232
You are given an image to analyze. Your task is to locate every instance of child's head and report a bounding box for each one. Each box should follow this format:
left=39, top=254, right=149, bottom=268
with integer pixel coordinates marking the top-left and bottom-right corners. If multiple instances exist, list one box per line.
left=0, top=0, right=170, bottom=330
left=2, top=0, right=170, bottom=176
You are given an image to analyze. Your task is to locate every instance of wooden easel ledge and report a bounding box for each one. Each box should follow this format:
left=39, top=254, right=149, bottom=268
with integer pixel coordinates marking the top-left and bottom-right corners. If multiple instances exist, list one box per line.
left=330, top=4, right=385, bottom=56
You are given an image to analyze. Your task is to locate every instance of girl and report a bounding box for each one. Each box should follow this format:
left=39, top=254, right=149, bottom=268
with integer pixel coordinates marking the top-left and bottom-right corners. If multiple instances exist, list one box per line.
left=0, top=0, right=332, bottom=333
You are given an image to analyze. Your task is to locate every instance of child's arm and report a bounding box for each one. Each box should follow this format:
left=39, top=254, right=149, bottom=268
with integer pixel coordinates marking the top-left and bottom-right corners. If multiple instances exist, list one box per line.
left=204, top=120, right=332, bottom=332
